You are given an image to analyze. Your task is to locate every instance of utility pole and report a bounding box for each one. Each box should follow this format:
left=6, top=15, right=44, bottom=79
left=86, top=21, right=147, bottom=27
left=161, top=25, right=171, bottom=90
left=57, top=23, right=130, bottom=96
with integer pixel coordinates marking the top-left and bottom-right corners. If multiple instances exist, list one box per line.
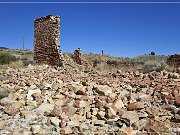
left=22, top=33, right=24, bottom=50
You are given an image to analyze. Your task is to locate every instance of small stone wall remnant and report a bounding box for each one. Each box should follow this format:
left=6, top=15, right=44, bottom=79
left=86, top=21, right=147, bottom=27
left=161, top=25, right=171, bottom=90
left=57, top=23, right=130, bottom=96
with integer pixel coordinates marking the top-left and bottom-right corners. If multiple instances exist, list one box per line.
left=167, top=54, right=180, bottom=67
left=34, top=15, right=63, bottom=66
left=72, top=48, right=82, bottom=65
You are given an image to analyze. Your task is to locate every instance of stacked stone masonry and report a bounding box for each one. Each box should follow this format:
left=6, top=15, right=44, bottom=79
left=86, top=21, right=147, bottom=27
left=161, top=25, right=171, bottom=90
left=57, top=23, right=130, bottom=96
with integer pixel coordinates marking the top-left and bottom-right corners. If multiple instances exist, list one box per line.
left=34, top=15, right=63, bottom=66
left=167, top=54, right=180, bottom=67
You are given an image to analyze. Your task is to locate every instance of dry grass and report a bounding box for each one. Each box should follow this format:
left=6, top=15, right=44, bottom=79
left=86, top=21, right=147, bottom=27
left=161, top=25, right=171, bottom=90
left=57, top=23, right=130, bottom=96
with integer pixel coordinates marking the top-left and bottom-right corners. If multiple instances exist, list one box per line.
left=0, top=60, right=24, bottom=69
left=0, top=49, right=178, bottom=73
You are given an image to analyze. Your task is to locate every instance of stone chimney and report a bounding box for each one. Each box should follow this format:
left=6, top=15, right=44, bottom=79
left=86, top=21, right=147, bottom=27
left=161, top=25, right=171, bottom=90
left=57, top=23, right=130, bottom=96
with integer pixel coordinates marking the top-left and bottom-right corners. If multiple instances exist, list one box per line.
left=34, top=15, right=63, bottom=66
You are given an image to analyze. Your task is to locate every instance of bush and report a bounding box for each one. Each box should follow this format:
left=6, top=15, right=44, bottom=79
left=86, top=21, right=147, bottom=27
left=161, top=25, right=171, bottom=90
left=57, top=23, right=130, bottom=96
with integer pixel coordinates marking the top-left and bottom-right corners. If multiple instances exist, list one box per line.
left=23, top=59, right=36, bottom=66
left=92, top=59, right=102, bottom=67
left=0, top=52, right=17, bottom=65
left=150, top=52, right=156, bottom=55
left=143, top=60, right=167, bottom=73
left=0, top=85, right=9, bottom=99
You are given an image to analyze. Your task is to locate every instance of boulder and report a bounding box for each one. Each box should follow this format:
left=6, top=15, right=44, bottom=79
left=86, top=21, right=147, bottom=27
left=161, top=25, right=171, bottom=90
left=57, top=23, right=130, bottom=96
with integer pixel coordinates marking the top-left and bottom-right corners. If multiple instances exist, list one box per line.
left=113, top=99, right=124, bottom=111
left=62, top=106, right=77, bottom=117
left=61, top=126, right=73, bottom=134
left=105, top=107, right=117, bottom=119
left=122, top=111, right=139, bottom=124
left=175, top=94, right=180, bottom=107
left=36, top=103, right=54, bottom=115
left=0, top=120, right=6, bottom=130
left=93, top=85, right=112, bottom=96
left=127, top=102, right=144, bottom=111
left=31, top=125, right=41, bottom=134
left=50, top=117, right=60, bottom=126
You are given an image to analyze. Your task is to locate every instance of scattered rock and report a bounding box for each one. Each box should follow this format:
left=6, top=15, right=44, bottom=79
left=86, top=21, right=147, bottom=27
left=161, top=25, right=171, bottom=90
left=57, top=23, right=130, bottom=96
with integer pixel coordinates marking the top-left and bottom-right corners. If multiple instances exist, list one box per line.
left=51, top=82, right=62, bottom=90
left=127, top=102, right=144, bottom=111
left=62, top=106, right=77, bottom=117
left=61, top=126, right=73, bottom=134
left=27, top=89, right=41, bottom=100
left=49, top=106, right=62, bottom=117
left=0, top=63, right=179, bottom=134
left=74, top=100, right=89, bottom=108
left=105, top=107, right=117, bottom=119
left=4, top=105, right=19, bottom=116
left=175, top=94, right=180, bottom=106
left=31, top=125, right=41, bottom=134
left=36, top=103, right=54, bottom=115
left=94, top=120, right=105, bottom=126
left=50, top=117, right=60, bottom=126
left=145, top=119, right=171, bottom=134
left=121, top=126, right=137, bottom=135
left=93, top=85, right=112, bottom=96
left=122, top=111, right=139, bottom=124
left=113, top=99, right=124, bottom=111
left=168, top=73, right=179, bottom=79
left=0, top=120, right=6, bottom=130
left=97, top=110, right=106, bottom=120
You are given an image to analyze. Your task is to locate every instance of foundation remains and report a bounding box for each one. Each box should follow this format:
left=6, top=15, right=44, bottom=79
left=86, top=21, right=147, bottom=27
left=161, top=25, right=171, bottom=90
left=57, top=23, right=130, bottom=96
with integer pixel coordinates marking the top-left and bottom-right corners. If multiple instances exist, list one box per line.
left=34, top=15, right=63, bottom=66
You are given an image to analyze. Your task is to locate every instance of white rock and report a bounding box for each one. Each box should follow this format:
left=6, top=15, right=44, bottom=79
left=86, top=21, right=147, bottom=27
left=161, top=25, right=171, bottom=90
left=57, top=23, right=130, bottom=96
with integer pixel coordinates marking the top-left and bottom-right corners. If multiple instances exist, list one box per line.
left=50, top=117, right=60, bottom=126
left=27, top=89, right=41, bottom=101
left=94, top=85, right=112, bottom=96
left=31, top=125, right=41, bottom=134
left=36, top=103, right=54, bottom=115
left=122, top=111, right=139, bottom=124
left=44, top=83, right=52, bottom=89
left=94, top=120, right=105, bottom=126
left=0, top=120, right=6, bottom=130
left=113, top=99, right=124, bottom=110
left=79, top=100, right=88, bottom=108
left=92, top=108, right=98, bottom=115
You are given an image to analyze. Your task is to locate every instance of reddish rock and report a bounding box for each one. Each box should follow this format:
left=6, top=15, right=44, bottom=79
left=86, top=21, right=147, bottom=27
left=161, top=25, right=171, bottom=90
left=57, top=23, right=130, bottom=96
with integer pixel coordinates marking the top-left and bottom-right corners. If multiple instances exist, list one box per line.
left=154, top=85, right=163, bottom=91
left=146, top=107, right=159, bottom=116
left=49, top=106, right=62, bottom=117
left=95, top=99, right=106, bottom=108
left=172, top=87, right=180, bottom=97
left=98, top=96, right=107, bottom=101
left=175, top=94, right=180, bottom=107
left=127, top=102, right=144, bottom=111
left=144, top=119, right=171, bottom=134
left=161, top=94, right=174, bottom=104
left=73, top=100, right=89, bottom=108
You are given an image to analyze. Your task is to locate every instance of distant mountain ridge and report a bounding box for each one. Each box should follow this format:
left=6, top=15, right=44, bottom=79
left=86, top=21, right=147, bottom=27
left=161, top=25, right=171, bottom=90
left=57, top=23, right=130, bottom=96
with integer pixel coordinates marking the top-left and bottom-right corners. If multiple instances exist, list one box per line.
left=0, top=47, right=8, bottom=49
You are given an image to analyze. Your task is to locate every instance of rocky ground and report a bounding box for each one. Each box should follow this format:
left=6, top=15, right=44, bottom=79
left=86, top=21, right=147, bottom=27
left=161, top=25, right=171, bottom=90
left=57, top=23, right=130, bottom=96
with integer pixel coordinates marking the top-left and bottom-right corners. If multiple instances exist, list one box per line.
left=0, top=61, right=180, bottom=135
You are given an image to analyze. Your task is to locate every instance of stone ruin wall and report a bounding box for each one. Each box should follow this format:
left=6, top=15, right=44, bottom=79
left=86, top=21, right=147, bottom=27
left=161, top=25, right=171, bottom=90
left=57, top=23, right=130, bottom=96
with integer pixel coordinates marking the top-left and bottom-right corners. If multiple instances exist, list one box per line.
left=34, top=15, right=63, bottom=66
left=167, top=54, right=180, bottom=67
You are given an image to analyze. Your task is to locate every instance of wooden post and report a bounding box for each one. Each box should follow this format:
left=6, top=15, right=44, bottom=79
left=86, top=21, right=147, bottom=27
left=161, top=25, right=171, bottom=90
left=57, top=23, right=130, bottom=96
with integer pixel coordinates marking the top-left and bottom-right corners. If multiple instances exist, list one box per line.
left=22, top=33, right=24, bottom=50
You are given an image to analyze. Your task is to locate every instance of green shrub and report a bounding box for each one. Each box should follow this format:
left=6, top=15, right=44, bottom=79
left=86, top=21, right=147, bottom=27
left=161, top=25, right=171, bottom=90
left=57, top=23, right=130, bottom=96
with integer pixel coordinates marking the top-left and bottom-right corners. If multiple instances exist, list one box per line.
left=0, top=85, right=9, bottom=99
left=143, top=60, right=167, bottom=73
left=92, top=59, right=102, bottom=67
left=23, top=59, right=36, bottom=66
left=0, top=52, right=17, bottom=65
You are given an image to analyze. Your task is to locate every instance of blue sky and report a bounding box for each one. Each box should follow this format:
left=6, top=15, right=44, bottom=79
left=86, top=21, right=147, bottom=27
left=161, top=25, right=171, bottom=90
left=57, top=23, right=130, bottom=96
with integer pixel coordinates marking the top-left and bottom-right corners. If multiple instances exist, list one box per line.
left=0, top=1, right=179, bottom=57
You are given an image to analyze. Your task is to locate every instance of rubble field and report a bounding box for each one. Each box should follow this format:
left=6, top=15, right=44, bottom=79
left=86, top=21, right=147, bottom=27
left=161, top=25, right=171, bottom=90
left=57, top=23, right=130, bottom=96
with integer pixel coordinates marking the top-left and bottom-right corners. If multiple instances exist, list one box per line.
left=0, top=62, right=180, bottom=135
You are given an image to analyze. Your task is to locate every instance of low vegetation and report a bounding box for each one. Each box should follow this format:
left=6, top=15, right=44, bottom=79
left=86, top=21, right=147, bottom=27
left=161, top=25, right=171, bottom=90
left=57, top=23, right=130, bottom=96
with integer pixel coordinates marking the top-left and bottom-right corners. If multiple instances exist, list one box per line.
left=0, top=52, right=17, bottom=65
left=0, top=48, right=178, bottom=73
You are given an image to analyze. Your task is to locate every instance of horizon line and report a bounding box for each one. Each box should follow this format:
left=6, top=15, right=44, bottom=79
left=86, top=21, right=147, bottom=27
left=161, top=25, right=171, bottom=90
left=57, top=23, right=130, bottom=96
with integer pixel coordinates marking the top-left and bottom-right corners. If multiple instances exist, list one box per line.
left=0, top=2, right=180, bottom=4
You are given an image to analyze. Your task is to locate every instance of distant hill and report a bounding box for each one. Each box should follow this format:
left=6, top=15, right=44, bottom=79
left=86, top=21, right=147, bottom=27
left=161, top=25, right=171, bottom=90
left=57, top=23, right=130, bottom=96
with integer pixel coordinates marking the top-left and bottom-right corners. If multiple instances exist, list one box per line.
left=0, top=47, right=8, bottom=49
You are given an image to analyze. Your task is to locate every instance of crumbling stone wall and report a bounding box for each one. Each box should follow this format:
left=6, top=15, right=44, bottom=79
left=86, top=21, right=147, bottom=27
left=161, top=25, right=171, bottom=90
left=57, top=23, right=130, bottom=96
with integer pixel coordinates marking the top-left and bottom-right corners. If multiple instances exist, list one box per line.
left=34, top=15, right=63, bottom=66
left=167, top=54, right=180, bottom=67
